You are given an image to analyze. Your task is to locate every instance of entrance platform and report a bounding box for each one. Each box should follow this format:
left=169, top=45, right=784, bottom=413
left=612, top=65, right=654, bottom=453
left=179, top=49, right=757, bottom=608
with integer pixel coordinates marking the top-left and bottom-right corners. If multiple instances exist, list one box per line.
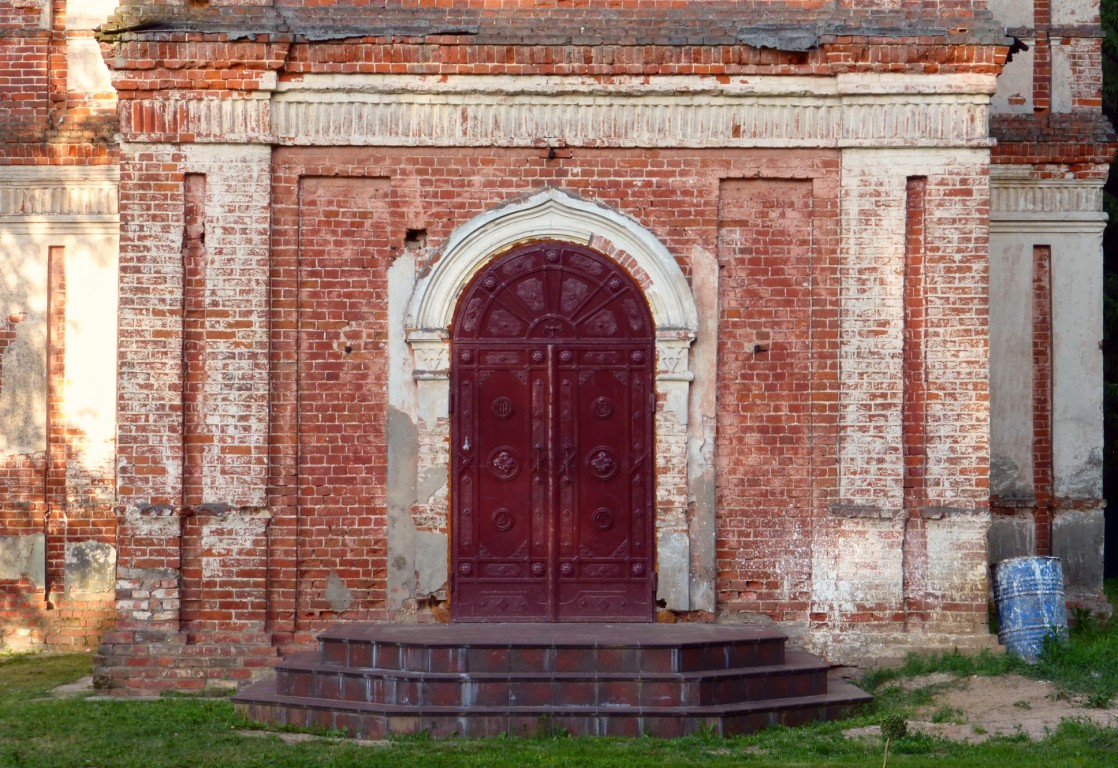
left=232, top=623, right=871, bottom=738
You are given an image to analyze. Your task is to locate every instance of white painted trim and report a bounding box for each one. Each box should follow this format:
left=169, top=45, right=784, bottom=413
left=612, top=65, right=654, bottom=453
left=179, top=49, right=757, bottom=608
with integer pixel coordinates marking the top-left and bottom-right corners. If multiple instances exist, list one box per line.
left=406, top=188, right=699, bottom=341
left=402, top=189, right=700, bottom=611
left=120, top=73, right=998, bottom=149
left=274, top=73, right=998, bottom=98
left=0, top=219, right=119, bottom=234
left=989, top=216, right=1107, bottom=235
left=0, top=166, right=119, bottom=219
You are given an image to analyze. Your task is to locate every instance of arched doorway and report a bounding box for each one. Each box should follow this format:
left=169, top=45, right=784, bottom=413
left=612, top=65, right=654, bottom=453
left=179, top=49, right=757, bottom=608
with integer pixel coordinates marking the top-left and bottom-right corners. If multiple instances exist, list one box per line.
left=450, top=241, right=656, bottom=622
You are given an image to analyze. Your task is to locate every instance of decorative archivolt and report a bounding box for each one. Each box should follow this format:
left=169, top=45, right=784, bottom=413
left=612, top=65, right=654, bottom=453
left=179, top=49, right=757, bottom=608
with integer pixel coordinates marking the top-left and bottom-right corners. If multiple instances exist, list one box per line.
left=405, top=188, right=698, bottom=378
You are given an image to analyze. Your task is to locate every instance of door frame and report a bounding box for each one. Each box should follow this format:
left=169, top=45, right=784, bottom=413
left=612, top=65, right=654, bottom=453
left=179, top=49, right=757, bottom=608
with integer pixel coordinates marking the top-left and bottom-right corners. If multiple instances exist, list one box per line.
left=448, top=242, right=657, bottom=621
left=397, top=189, right=706, bottom=617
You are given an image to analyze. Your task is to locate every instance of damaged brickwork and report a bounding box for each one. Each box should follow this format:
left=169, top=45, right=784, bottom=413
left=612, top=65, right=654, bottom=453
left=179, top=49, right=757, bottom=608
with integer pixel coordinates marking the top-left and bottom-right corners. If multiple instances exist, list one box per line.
left=0, top=0, right=119, bottom=649
left=0, top=0, right=1112, bottom=689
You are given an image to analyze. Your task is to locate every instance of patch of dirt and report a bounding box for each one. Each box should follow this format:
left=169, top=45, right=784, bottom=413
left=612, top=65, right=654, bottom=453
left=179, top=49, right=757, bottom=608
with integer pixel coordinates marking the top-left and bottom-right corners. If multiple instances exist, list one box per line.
left=46, top=675, right=94, bottom=699
left=238, top=730, right=391, bottom=748
left=845, top=673, right=1118, bottom=743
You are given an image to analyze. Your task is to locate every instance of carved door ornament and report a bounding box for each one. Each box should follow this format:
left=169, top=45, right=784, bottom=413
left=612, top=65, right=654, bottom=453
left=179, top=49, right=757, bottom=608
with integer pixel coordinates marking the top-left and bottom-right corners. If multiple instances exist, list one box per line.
left=450, top=242, right=656, bottom=622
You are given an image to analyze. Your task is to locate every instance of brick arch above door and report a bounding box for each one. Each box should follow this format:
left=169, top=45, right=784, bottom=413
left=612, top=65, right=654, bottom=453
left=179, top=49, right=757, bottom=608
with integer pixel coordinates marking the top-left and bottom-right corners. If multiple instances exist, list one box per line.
left=397, top=188, right=707, bottom=617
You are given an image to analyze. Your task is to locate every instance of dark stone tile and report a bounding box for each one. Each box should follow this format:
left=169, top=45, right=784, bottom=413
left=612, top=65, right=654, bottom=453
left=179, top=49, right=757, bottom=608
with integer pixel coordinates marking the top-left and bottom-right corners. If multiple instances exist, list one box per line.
left=473, top=680, right=510, bottom=707
left=554, top=679, right=595, bottom=706
left=315, top=671, right=342, bottom=699
left=348, top=642, right=373, bottom=668
left=374, top=643, right=400, bottom=670
left=341, top=675, right=367, bottom=702
left=361, top=715, right=387, bottom=739
left=509, top=680, right=552, bottom=707
left=639, top=648, right=676, bottom=673
left=640, top=679, right=680, bottom=707
left=428, top=647, right=465, bottom=673
left=643, top=715, right=685, bottom=739
left=480, top=715, right=513, bottom=737
left=723, top=712, right=769, bottom=735
left=385, top=715, right=421, bottom=736
left=402, top=645, right=430, bottom=672
left=333, top=712, right=362, bottom=738
left=424, top=680, right=462, bottom=707
left=284, top=706, right=311, bottom=728
left=467, top=648, right=509, bottom=673
left=321, top=641, right=346, bottom=665
left=678, top=646, right=707, bottom=672
left=553, top=648, right=596, bottom=673
left=425, top=717, right=461, bottom=738
left=713, top=677, right=744, bottom=704
left=684, top=716, right=722, bottom=736
left=288, top=671, right=312, bottom=697
left=506, top=715, right=539, bottom=738
left=508, top=647, right=551, bottom=673
left=602, top=715, right=641, bottom=737
left=312, top=708, right=334, bottom=730
left=598, top=679, right=640, bottom=706
left=597, top=647, right=639, bottom=673
left=394, top=680, right=420, bottom=706
left=552, top=715, right=594, bottom=737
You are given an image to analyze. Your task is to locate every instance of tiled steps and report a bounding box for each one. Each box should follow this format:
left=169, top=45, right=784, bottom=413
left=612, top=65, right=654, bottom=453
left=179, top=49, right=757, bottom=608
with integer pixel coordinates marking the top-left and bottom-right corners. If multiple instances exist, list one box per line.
left=232, top=623, right=871, bottom=738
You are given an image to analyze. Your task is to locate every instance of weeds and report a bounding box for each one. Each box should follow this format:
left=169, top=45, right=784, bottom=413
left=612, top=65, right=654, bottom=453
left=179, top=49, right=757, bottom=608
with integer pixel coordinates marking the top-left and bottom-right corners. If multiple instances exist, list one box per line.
left=862, top=581, right=1118, bottom=710
left=930, top=706, right=965, bottom=724
left=879, top=714, right=907, bottom=767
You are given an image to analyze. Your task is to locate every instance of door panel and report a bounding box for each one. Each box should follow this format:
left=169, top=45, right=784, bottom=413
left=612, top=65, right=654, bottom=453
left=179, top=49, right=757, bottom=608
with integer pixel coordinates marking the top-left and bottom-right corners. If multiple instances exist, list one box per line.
left=453, top=353, right=548, bottom=621
left=556, top=349, right=653, bottom=620
left=451, top=242, right=655, bottom=622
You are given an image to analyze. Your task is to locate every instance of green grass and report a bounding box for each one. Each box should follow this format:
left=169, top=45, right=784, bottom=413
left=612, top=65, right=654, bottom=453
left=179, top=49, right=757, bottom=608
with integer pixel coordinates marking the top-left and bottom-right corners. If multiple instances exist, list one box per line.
left=1, top=583, right=1116, bottom=767
left=862, top=579, right=1118, bottom=711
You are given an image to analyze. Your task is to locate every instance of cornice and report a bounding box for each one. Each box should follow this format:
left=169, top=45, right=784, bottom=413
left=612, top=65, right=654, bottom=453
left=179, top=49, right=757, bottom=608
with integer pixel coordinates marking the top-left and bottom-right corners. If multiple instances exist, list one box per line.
left=117, top=73, right=997, bottom=149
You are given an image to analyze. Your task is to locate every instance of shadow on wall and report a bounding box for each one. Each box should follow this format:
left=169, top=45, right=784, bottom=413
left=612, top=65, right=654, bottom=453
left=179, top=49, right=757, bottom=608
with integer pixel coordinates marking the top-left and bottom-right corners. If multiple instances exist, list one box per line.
left=0, top=226, right=117, bottom=649
left=1103, top=157, right=1118, bottom=580
left=0, top=423, right=117, bottom=651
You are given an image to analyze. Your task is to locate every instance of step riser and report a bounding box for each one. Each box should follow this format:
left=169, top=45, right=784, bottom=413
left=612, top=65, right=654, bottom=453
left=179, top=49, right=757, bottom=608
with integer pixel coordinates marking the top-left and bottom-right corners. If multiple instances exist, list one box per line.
left=238, top=699, right=863, bottom=739
left=232, top=623, right=873, bottom=738
left=276, top=669, right=827, bottom=707
left=320, top=639, right=785, bottom=674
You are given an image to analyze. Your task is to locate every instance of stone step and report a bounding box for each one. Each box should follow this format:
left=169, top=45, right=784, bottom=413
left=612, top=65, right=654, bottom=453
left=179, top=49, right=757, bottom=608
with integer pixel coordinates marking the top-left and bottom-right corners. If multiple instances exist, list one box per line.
left=232, top=622, right=872, bottom=738
left=275, top=650, right=829, bottom=707
left=317, top=622, right=788, bottom=674
left=234, top=678, right=872, bottom=739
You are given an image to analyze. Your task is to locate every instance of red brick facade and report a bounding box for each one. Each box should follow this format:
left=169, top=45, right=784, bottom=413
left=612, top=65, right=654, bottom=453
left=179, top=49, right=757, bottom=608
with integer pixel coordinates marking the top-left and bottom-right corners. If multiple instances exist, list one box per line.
left=0, top=0, right=118, bottom=650
left=0, top=0, right=1113, bottom=689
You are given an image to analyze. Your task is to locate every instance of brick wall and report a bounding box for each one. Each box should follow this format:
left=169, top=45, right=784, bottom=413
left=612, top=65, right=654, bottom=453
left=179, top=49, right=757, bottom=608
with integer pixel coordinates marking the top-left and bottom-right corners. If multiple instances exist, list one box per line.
left=0, top=0, right=120, bottom=651
left=715, top=174, right=837, bottom=625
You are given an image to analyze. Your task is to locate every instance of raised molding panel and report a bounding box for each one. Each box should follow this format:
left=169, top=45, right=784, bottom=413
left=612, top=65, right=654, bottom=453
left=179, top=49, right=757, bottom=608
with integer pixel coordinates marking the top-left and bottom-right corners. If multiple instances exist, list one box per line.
left=119, top=74, right=996, bottom=149
left=991, top=166, right=1104, bottom=215
left=990, top=166, right=1107, bottom=234
left=0, top=167, right=119, bottom=222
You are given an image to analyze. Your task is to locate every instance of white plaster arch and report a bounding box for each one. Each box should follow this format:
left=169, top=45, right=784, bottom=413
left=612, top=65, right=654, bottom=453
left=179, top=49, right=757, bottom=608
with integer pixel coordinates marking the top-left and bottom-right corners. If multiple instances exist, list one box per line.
left=406, top=188, right=699, bottom=353
left=396, top=188, right=705, bottom=613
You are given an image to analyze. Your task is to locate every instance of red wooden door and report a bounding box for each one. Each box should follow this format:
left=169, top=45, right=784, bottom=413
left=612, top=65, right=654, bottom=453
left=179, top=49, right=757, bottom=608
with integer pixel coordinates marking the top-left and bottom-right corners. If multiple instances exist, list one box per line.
left=451, top=242, right=656, bottom=622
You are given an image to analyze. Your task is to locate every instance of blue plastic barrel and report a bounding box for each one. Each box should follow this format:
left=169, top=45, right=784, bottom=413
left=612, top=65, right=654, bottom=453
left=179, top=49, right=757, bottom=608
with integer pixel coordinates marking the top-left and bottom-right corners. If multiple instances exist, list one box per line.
left=992, top=556, right=1068, bottom=662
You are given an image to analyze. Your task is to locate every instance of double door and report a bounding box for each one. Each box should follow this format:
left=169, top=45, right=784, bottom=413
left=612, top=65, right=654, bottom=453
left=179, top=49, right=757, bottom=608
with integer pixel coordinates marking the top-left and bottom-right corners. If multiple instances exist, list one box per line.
left=450, top=243, right=655, bottom=622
